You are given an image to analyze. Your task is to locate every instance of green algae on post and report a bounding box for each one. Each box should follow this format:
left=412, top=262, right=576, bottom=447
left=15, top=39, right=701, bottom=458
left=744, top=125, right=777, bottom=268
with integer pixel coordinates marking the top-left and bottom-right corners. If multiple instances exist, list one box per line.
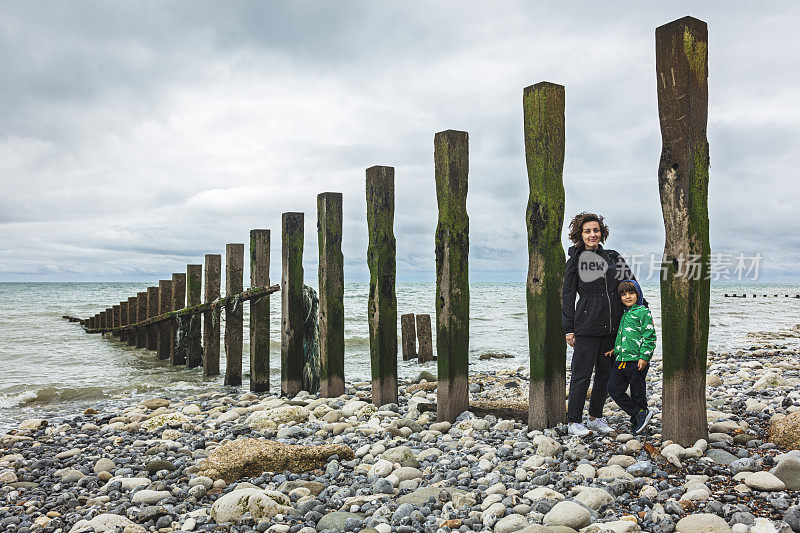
left=170, top=272, right=187, bottom=366
left=282, top=212, right=305, bottom=397
left=203, top=255, right=221, bottom=377
left=317, top=193, right=345, bottom=398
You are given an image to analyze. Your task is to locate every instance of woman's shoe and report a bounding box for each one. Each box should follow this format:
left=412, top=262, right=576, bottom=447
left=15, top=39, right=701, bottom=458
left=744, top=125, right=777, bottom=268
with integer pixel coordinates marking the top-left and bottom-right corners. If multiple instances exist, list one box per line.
left=568, top=422, right=591, bottom=437
left=634, top=409, right=653, bottom=434
left=586, top=417, right=614, bottom=434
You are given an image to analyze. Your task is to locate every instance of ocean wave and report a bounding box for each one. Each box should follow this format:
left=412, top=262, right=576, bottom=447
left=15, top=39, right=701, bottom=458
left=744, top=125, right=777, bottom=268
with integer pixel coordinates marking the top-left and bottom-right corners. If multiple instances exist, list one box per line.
left=0, top=390, right=38, bottom=408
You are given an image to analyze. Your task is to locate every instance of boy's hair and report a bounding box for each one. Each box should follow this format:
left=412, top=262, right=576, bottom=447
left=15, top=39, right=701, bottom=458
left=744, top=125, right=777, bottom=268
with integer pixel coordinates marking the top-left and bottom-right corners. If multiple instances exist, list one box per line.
left=617, top=280, right=638, bottom=297
left=567, top=212, right=610, bottom=245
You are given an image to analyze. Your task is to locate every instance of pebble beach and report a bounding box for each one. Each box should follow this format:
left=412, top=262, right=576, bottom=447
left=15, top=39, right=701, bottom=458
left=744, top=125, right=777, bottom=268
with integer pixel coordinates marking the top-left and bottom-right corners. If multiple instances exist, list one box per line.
left=2, top=324, right=800, bottom=533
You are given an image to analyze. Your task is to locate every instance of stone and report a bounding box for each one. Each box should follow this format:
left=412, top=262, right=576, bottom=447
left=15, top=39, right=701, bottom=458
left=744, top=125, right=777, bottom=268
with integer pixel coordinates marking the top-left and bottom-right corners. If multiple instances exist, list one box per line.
left=141, top=398, right=170, bottom=410
left=783, top=506, right=800, bottom=532
left=582, top=521, right=642, bottom=533
left=524, top=487, right=565, bottom=502
left=574, top=487, right=614, bottom=510
left=146, top=460, right=177, bottom=475
left=92, top=458, right=115, bottom=474
left=315, top=511, right=364, bottom=532
left=246, top=406, right=308, bottom=430
left=131, top=490, right=171, bottom=505
left=705, top=449, right=738, bottom=465
left=381, top=446, right=420, bottom=468
left=769, top=411, right=800, bottom=449
left=210, top=488, right=292, bottom=524
left=494, top=514, right=530, bottom=533
left=754, top=372, right=787, bottom=389
left=675, top=513, right=732, bottom=532
left=575, top=464, right=596, bottom=478
left=627, top=461, right=654, bottom=477
left=194, top=438, right=353, bottom=482
left=18, top=418, right=47, bottom=430
left=140, top=412, right=189, bottom=431
left=68, top=513, right=146, bottom=533
left=596, top=465, right=633, bottom=480
left=709, top=420, right=740, bottom=434
left=543, top=501, right=591, bottom=529
left=368, top=459, right=393, bottom=477
left=536, top=437, right=563, bottom=457
left=772, top=455, right=800, bottom=490
left=61, top=469, right=84, bottom=483
left=608, top=455, right=637, bottom=468
left=745, top=471, right=786, bottom=491
left=393, top=467, right=423, bottom=482
left=415, top=371, right=437, bottom=383
left=101, top=476, right=150, bottom=492
left=397, top=486, right=466, bottom=506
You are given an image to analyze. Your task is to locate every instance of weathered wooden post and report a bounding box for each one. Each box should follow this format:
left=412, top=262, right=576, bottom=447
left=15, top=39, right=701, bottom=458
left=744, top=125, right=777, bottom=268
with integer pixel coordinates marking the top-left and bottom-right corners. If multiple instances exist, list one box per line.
left=127, top=296, right=138, bottom=346
left=100, top=311, right=106, bottom=330
left=203, top=254, right=221, bottom=376
left=120, top=301, right=128, bottom=342
left=317, top=193, right=345, bottom=397
left=282, top=213, right=305, bottom=396
left=416, top=314, right=434, bottom=362
left=523, top=82, right=568, bottom=430
left=250, top=230, right=270, bottom=392
left=366, top=166, right=398, bottom=407
left=157, top=280, right=172, bottom=359
left=434, top=130, right=470, bottom=422
left=186, top=264, right=203, bottom=368
left=136, top=292, right=147, bottom=348
left=656, top=16, right=710, bottom=446
left=170, top=273, right=187, bottom=365
left=146, top=287, right=158, bottom=351
left=225, top=244, right=245, bottom=386
left=401, top=314, right=417, bottom=361
left=113, top=305, right=121, bottom=337
left=106, top=308, right=113, bottom=333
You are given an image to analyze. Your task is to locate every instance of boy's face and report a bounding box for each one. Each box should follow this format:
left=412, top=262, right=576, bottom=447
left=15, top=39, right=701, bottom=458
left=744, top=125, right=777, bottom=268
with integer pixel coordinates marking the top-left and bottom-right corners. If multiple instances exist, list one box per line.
left=620, top=290, right=638, bottom=308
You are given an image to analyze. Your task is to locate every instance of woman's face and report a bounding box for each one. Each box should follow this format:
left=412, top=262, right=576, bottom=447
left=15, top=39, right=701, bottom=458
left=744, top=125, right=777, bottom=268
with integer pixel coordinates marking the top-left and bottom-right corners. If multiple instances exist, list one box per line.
left=581, top=220, right=602, bottom=249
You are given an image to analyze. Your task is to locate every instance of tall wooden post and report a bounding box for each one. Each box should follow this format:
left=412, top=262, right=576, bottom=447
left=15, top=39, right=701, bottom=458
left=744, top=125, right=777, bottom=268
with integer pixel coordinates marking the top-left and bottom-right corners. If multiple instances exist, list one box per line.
left=366, top=166, right=397, bottom=407
left=250, top=230, right=270, bottom=392
left=113, top=305, right=121, bottom=337
left=401, top=314, right=417, bottom=361
left=186, top=264, right=203, bottom=368
left=136, top=292, right=147, bottom=348
left=434, top=130, right=470, bottom=423
left=523, top=82, right=568, bottom=430
left=203, top=254, right=221, bottom=376
left=416, top=314, right=434, bottom=362
left=282, top=213, right=305, bottom=397
left=157, top=280, right=172, bottom=359
left=225, top=244, right=244, bottom=386
left=127, top=296, right=138, bottom=346
left=317, top=193, right=345, bottom=397
left=146, top=287, right=158, bottom=351
left=170, top=273, right=187, bottom=365
left=656, top=16, right=710, bottom=446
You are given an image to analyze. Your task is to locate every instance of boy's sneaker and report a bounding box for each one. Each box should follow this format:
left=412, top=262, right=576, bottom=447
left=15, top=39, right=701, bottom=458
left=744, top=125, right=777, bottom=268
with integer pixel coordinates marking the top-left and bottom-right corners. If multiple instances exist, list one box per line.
left=634, top=408, right=653, bottom=434
left=586, top=417, right=614, bottom=434
left=568, top=422, right=591, bottom=437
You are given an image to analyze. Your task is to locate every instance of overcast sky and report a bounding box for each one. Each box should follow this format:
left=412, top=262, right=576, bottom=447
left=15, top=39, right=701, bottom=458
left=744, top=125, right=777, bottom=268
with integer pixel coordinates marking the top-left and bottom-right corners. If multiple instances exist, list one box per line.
left=2, top=1, right=798, bottom=283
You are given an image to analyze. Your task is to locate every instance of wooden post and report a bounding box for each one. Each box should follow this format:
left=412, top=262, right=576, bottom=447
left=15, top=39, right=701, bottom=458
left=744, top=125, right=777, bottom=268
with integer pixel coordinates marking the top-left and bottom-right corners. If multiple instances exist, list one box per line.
left=99, top=311, right=105, bottom=330
left=113, top=305, right=121, bottom=337
left=106, top=308, right=113, bottom=333
left=282, top=213, right=305, bottom=396
left=136, top=292, right=147, bottom=348
left=317, top=192, right=345, bottom=397
left=127, top=296, right=138, bottom=346
left=225, top=244, right=244, bottom=386
left=366, top=166, right=397, bottom=407
left=146, top=287, right=158, bottom=351
left=186, top=264, right=203, bottom=368
left=157, top=280, right=172, bottom=359
left=250, top=230, right=271, bottom=392
left=120, top=301, right=128, bottom=342
left=203, top=254, right=221, bottom=376
left=523, top=82, right=568, bottom=430
left=434, top=130, right=470, bottom=423
left=656, top=16, right=710, bottom=446
left=401, top=313, right=417, bottom=361
left=416, top=314, right=434, bottom=362
left=170, top=273, right=187, bottom=365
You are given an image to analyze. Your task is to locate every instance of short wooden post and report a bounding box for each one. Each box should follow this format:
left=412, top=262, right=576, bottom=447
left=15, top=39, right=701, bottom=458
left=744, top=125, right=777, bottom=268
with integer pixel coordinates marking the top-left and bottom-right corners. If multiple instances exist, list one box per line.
left=401, top=313, right=417, bottom=361
left=366, top=166, right=397, bottom=407
left=170, top=272, right=187, bottom=365
left=120, top=301, right=128, bottom=342
left=282, top=213, right=305, bottom=396
left=127, top=296, right=138, bottom=346
left=416, top=314, right=434, bottom=362
left=99, top=311, right=105, bottom=330
left=113, top=305, right=121, bottom=337
left=105, top=308, right=113, bottom=333
left=434, top=130, right=470, bottom=422
left=225, top=243, right=244, bottom=386
left=523, top=81, right=567, bottom=430
left=146, top=287, right=158, bottom=350
left=318, top=192, right=345, bottom=397
left=186, top=264, right=203, bottom=368
left=203, top=254, right=221, bottom=376
left=250, top=230, right=270, bottom=392
left=656, top=16, right=710, bottom=446
left=157, top=280, right=172, bottom=359
left=136, top=291, right=148, bottom=348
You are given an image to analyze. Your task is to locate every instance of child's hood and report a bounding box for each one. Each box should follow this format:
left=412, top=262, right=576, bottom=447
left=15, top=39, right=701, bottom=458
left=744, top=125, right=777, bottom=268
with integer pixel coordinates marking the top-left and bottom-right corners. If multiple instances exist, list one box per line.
left=622, top=278, right=645, bottom=307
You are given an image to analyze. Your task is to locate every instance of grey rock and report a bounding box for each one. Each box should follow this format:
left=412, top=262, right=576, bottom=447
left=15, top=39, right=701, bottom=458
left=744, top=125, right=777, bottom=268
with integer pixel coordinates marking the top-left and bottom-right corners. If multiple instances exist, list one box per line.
left=315, top=511, right=365, bottom=532
left=772, top=456, right=800, bottom=490
left=706, top=449, right=739, bottom=465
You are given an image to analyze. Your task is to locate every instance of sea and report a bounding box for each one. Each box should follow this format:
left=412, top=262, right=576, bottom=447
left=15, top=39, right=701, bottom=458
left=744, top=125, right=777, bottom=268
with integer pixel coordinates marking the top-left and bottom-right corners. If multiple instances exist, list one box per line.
left=2, top=281, right=799, bottom=434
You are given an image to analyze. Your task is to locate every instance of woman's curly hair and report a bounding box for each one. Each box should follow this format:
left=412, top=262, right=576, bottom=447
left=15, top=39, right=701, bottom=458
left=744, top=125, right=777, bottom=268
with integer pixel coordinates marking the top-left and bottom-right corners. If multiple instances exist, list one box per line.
left=567, top=212, right=610, bottom=246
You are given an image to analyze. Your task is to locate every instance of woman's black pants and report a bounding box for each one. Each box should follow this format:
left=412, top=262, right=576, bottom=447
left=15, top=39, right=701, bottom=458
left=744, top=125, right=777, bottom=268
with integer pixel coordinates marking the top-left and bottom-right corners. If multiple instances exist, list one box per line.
left=567, top=334, right=614, bottom=423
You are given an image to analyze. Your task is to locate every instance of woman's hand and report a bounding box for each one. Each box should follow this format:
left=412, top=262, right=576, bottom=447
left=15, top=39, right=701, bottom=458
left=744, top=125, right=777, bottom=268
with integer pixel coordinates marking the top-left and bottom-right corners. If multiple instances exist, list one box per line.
left=637, top=359, right=648, bottom=370
left=565, top=333, right=575, bottom=347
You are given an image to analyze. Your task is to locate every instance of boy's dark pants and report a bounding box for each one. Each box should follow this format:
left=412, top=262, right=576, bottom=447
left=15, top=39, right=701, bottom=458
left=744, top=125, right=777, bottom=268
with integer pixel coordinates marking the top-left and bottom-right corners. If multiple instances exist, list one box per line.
left=567, top=334, right=614, bottom=423
left=607, top=361, right=649, bottom=418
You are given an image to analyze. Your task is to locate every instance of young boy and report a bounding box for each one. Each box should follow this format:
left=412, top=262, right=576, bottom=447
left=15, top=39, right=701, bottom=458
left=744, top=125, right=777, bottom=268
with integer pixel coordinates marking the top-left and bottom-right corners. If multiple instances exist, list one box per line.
left=605, top=279, right=656, bottom=434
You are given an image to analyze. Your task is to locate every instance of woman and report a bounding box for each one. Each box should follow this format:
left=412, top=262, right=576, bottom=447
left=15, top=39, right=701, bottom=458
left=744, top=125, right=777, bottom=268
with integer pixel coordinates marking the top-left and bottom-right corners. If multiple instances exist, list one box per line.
left=562, top=212, right=644, bottom=437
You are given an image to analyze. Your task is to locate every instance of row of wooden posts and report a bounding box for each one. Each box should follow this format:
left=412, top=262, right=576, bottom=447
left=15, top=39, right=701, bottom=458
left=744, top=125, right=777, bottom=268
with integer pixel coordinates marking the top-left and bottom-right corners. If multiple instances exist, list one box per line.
left=77, top=16, right=710, bottom=444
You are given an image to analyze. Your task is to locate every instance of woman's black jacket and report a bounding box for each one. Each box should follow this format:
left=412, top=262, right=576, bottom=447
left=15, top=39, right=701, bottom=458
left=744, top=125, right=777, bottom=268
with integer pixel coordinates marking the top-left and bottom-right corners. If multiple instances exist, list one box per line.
left=561, top=245, right=645, bottom=337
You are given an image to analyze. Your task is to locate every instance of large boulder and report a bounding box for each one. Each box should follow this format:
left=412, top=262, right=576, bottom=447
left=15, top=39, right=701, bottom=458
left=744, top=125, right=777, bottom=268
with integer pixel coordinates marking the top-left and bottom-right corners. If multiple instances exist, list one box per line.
left=543, top=501, right=590, bottom=529
left=68, top=513, right=145, bottom=533
left=771, top=454, right=800, bottom=490
left=246, top=405, right=308, bottom=431
left=769, top=410, right=800, bottom=449
left=194, top=438, right=353, bottom=482
left=210, top=488, right=292, bottom=523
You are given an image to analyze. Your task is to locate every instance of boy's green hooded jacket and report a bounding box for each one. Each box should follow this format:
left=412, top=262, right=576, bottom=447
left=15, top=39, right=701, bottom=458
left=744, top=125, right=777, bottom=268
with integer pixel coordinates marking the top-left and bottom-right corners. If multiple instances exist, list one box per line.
left=612, top=279, right=656, bottom=362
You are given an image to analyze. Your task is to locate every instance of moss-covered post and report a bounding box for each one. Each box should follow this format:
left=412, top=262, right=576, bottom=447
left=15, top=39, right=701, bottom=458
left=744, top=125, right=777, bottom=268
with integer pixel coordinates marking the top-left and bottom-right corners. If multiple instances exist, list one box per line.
left=136, top=292, right=147, bottom=348
left=282, top=213, right=305, bottom=396
left=203, top=254, right=221, bottom=376
left=317, top=192, right=345, bottom=398
left=146, top=287, right=158, bottom=351
left=416, top=314, right=434, bottom=362
left=127, top=296, right=138, bottom=346
left=401, top=314, right=417, bottom=361
left=656, top=16, right=710, bottom=446
left=434, top=130, right=470, bottom=423
left=523, top=82, right=568, bottom=430
left=170, top=273, right=187, bottom=365
left=157, top=280, right=172, bottom=359
left=366, top=166, right=398, bottom=407
left=225, top=244, right=244, bottom=386
left=250, top=230, right=270, bottom=392
left=186, top=264, right=203, bottom=368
